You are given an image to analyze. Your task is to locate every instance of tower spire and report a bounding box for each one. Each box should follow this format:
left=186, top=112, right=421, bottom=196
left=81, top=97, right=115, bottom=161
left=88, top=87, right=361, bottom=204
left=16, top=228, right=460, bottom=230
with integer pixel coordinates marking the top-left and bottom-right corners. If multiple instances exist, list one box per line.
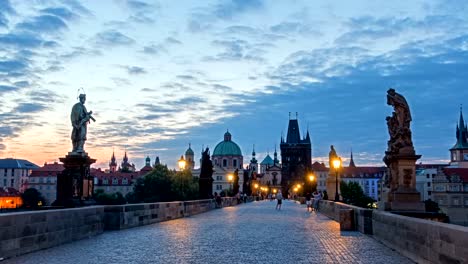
left=349, top=148, right=356, bottom=168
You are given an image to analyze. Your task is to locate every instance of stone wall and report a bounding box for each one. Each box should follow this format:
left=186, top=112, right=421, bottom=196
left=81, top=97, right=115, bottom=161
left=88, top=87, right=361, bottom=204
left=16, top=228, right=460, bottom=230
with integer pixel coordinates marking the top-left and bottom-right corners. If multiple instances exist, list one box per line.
left=373, top=210, right=468, bottom=264
left=316, top=200, right=373, bottom=234
left=104, top=197, right=239, bottom=230
left=0, top=206, right=104, bottom=260
left=316, top=199, right=468, bottom=263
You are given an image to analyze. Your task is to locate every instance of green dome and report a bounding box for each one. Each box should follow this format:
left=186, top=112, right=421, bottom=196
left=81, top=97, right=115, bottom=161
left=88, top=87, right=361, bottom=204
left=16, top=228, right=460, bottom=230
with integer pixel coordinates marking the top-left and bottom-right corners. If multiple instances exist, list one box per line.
left=185, top=144, right=194, bottom=155
left=213, top=131, right=242, bottom=156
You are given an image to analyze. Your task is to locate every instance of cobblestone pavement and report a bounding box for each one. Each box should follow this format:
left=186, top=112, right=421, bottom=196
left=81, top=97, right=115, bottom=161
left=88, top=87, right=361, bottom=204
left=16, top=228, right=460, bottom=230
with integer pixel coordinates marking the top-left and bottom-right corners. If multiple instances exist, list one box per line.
left=4, top=200, right=414, bottom=264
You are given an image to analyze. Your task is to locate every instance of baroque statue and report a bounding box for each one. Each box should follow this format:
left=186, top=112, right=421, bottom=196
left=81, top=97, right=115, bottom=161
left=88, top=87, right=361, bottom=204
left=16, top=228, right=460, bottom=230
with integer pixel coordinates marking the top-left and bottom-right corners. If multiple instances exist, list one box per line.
left=71, top=94, right=95, bottom=153
left=328, top=145, right=338, bottom=168
left=384, top=88, right=414, bottom=157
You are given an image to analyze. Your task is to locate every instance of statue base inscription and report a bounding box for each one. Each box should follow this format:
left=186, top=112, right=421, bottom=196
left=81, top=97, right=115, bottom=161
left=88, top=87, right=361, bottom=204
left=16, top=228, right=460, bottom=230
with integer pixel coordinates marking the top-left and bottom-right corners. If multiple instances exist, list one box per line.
left=52, top=153, right=96, bottom=208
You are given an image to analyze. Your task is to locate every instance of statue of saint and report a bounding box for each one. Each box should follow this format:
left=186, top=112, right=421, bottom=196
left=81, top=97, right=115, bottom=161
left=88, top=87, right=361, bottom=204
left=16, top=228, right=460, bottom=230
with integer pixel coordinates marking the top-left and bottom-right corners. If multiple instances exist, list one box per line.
left=71, top=94, right=95, bottom=153
left=329, top=145, right=338, bottom=168
left=385, top=88, right=414, bottom=155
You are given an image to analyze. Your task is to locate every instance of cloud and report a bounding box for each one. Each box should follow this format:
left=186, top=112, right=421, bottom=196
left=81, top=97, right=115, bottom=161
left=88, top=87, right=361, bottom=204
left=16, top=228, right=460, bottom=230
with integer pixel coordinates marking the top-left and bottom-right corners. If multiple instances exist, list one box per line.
left=0, top=84, right=17, bottom=94
left=214, top=0, right=264, bottom=19
left=60, top=0, right=93, bottom=16
left=120, top=65, right=147, bottom=75
left=16, top=15, right=68, bottom=34
left=270, top=22, right=319, bottom=36
left=204, top=39, right=265, bottom=62
left=140, top=87, right=156, bottom=92
left=94, top=30, right=135, bottom=46
left=40, top=7, right=78, bottom=21
left=13, top=102, right=48, bottom=113
left=0, top=59, right=29, bottom=75
left=125, top=0, right=159, bottom=24
left=0, top=32, right=45, bottom=48
left=0, top=0, right=15, bottom=28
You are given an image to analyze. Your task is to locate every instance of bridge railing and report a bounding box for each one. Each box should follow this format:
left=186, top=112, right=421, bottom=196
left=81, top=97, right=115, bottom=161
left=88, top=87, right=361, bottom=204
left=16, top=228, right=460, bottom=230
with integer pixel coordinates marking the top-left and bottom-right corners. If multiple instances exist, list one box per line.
left=314, top=199, right=468, bottom=264
left=0, top=196, right=251, bottom=260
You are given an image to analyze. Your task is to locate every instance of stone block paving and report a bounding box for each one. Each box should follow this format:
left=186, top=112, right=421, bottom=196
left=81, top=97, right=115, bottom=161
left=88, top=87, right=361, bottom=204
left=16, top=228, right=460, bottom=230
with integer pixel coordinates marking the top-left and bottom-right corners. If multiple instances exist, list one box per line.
left=4, top=200, right=414, bottom=264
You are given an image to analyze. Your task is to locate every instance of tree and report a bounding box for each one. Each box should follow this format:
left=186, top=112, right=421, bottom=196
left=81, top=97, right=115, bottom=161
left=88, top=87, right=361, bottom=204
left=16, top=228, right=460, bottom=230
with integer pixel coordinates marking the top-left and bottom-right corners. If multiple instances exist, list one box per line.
left=340, top=181, right=375, bottom=208
left=424, top=199, right=440, bottom=213
left=172, top=169, right=199, bottom=200
left=94, top=189, right=126, bottom=205
left=131, top=164, right=176, bottom=203
left=21, top=188, right=45, bottom=208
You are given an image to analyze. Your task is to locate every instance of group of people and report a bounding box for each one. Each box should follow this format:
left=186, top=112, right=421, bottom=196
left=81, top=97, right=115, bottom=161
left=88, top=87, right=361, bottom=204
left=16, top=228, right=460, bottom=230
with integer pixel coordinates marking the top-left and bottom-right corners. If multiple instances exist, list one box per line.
left=305, top=190, right=323, bottom=212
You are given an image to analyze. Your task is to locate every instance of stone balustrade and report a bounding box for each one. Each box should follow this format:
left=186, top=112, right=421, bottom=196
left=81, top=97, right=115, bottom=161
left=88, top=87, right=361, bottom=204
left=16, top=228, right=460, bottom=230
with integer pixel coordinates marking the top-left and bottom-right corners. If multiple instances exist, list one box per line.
left=0, top=206, right=104, bottom=260
left=315, top=199, right=468, bottom=264
left=0, top=197, right=242, bottom=259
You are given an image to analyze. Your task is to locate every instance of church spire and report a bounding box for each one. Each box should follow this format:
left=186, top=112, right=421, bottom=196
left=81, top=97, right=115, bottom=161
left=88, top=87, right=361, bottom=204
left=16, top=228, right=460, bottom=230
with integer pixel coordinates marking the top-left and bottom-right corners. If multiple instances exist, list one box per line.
left=274, top=145, right=279, bottom=165
left=452, top=105, right=468, bottom=149
left=349, top=148, right=356, bottom=168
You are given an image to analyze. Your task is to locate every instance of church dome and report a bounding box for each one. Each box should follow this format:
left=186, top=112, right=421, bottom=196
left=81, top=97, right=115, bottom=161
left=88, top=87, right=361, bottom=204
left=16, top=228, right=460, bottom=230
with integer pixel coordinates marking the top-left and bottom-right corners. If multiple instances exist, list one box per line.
left=213, top=131, right=242, bottom=156
left=185, top=144, right=194, bottom=155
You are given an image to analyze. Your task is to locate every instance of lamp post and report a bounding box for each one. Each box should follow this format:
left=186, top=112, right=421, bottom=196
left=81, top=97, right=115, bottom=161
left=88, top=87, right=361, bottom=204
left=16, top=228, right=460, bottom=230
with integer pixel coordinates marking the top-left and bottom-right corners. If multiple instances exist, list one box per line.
left=227, top=174, right=234, bottom=196
left=178, top=156, right=186, bottom=200
left=308, top=174, right=315, bottom=192
left=332, top=157, right=341, bottom=201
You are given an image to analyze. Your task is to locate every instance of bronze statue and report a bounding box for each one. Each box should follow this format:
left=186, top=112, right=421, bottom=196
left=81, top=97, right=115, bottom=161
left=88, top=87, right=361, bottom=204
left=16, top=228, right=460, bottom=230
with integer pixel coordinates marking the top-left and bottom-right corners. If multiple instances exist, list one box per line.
left=71, top=94, right=95, bottom=153
left=329, top=145, right=338, bottom=168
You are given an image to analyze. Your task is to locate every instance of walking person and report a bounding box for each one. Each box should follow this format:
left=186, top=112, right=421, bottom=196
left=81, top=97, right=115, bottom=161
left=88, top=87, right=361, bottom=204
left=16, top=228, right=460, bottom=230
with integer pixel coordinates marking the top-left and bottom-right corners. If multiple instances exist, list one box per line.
left=312, top=190, right=322, bottom=212
left=276, top=190, right=283, bottom=210
left=305, top=192, right=312, bottom=212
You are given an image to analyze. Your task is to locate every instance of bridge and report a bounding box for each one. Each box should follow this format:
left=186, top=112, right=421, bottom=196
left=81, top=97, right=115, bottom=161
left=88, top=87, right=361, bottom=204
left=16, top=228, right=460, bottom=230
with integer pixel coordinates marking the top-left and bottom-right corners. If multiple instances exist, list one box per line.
left=3, top=200, right=413, bottom=264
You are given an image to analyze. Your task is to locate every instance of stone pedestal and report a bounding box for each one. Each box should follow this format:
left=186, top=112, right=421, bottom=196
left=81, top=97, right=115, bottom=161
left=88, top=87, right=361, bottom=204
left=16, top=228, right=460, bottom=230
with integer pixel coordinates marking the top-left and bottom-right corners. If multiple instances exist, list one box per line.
left=52, top=152, right=96, bottom=207
left=384, top=153, right=425, bottom=212
left=326, top=174, right=341, bottom=201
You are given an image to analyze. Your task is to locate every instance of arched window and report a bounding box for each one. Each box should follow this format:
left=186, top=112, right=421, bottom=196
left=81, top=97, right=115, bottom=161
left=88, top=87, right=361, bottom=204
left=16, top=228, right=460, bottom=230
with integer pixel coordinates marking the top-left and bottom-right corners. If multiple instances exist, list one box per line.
left=233, top=159, right=237, bottom=168
left=223, top=159, right=227, bottom=167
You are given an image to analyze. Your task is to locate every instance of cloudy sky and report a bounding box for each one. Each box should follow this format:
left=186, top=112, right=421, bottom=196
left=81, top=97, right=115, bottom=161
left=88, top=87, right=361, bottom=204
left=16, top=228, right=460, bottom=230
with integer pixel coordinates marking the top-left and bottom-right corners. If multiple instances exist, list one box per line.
left=1, top=0, right=468, bottom=169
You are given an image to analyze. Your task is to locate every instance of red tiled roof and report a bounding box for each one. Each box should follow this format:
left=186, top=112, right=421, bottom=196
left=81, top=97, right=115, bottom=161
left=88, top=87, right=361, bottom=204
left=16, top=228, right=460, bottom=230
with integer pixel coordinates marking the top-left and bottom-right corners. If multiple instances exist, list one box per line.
left=30, top=162, right=64, bottom=177
left=442, top=168, right=468, bottom=182
left=311, top=162, right=328, bottom=171
left=340, top=167, right=386, bottom=178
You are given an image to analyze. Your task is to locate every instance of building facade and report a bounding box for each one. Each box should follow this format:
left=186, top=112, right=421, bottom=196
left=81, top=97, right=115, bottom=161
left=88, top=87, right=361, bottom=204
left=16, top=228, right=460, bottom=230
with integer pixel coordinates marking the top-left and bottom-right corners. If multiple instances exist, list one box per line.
left=0, top=158, right=39, bottom=192
left=27, top=162, right=64, bottom=205
left=211, top=131, right=244, bottom=194
left=280, top=116, right=312, bottom=187
left=311, top=162, right=328, bottom=192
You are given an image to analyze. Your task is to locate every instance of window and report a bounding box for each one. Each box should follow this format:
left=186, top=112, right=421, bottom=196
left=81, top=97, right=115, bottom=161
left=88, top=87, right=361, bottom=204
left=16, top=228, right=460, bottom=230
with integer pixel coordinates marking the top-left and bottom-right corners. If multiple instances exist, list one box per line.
left=122, top=178, right=128, bottom=185
left=426, top=174, right=430, bottom=179
left=427, top=182, right=431, bottom=187
left=453, top=199, right=460, bottom=206
left=223, top=159, right=227, bottom=167
left=112, top=178, right=118, bottom=185
left=428, top=191, right=432, bottom=195
left=3, top=169, right=6, bottom=177
left=10, top=179, right=14, bottom=187
left=233, top=159, right=237, bottom=168
left=39, top=178, right=43, bottom=183
left=11, top=169, right=14, bottom=176
left=432, top=174, right=436, bottom=178
left=216, top=185, right=222, bottom=190
left=103, top=178, right=109, bottom=184
left=3, top=179, right=6, bottom=186
left=216, top=176, right=222, bottom=181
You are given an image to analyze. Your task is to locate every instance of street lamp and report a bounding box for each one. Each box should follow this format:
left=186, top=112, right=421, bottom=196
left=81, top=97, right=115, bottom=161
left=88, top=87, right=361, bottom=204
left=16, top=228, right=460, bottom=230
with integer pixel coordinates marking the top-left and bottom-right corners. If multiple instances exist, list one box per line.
left=178, top=155, right=186, bottom=170
left=308, top=173, right=315, bottom=193
left=227, top=174, right=234, bottom=195
left=178, top=155, right=186, bottom=200
left=333, top=157, right=341, bottom=201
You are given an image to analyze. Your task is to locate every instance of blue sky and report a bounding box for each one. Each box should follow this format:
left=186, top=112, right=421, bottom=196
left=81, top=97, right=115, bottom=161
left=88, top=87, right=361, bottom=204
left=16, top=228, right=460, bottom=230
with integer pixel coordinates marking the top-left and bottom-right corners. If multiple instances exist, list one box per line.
left=1, top=0, right=468, bottom=169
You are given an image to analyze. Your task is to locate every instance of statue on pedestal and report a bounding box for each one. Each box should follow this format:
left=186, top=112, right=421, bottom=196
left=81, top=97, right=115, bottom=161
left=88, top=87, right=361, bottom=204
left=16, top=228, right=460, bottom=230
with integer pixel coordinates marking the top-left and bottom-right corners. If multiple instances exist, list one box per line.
left=329, top=145, right=338, bottom=168
left=71, top=94, right=95, bottom=154
left=199, top=147, right=214, bottom=198
left=382, top=88, right=423, bottom=212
